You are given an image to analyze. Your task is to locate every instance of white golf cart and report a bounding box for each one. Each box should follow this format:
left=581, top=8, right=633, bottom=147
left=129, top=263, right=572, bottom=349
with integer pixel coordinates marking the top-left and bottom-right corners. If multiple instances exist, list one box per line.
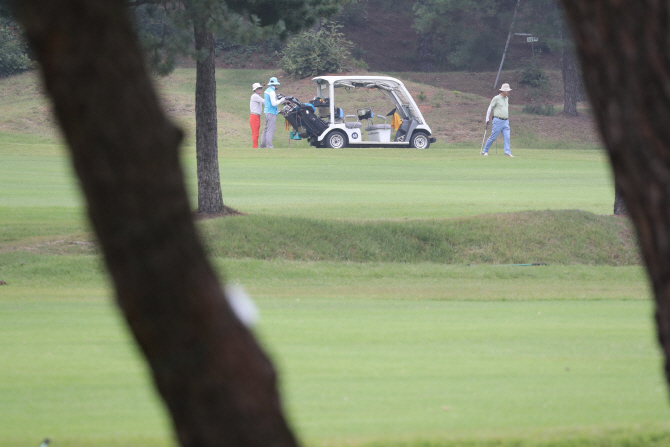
left=281, top=75, right=436, bottom=149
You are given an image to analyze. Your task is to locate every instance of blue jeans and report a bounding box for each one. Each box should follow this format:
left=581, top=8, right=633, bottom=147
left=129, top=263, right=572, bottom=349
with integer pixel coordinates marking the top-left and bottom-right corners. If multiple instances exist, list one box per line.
left=483, top=117, right=511, bottom=155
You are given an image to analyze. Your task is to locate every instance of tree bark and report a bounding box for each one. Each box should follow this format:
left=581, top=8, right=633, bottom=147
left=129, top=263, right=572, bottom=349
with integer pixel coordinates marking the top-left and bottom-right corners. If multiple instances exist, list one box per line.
left=417, top=32, right=434, bottom=72
left=559, top=0, right=670, bottom=388
left=561, top=47, right=579, bottom=116
left=613, top=184, right=628, bottom=216
left=9, top=1, right=298, bottom=446
left=194, top=23, right=225, bottom=214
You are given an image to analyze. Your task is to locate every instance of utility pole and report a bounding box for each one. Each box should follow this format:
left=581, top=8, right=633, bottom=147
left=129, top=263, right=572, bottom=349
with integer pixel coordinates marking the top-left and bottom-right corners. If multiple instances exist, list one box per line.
left=494, top=0, right=522, bottom=89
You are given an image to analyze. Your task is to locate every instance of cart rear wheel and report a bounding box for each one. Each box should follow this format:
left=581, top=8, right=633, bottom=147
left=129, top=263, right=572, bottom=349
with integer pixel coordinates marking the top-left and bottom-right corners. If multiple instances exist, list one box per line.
left=325, top=130, right=347, bottom=149
left=409, top=131, right=430, bottom=149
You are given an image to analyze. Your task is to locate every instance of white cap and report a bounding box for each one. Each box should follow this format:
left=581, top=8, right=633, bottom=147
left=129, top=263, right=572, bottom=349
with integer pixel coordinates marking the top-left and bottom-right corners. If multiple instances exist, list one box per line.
left=252, top=82, right=263, bottom=91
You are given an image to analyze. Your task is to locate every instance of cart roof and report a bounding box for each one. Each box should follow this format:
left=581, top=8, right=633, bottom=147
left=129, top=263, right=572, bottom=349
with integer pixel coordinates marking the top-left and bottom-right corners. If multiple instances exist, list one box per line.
left=312, top=76, right=404, bottom=90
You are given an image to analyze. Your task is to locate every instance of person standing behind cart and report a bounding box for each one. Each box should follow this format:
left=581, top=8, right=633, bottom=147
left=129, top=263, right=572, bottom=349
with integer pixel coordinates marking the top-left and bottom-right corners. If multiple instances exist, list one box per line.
left=260, top=77, right=285, bottom=149
left=249, top=83, right=265, bottom=148
left=482, top=83, right=514, bottom=157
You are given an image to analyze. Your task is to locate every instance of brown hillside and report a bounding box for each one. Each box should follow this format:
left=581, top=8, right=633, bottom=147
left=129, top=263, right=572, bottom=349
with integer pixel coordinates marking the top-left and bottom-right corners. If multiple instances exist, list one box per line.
left=278, top=71, right=600, bottom=147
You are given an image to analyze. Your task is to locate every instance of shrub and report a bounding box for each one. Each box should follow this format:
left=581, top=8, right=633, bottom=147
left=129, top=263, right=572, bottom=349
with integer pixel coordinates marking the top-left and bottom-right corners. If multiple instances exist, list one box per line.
left=519, top=64, right=550, bottom=88
left=0, top=26, right=32, bottom=77
left=279, top=22, right=353, bottom=78
left=523, top=104, right=555, bottom=116
left=351, top=45, right=365, bottom=60
left=350, top=58, right=369, bottom=71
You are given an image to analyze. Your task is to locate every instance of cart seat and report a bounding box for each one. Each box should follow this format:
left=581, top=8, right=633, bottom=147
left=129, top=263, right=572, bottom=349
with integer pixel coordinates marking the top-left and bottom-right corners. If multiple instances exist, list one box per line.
left=365, top=124, right=392, bottom=131
left=344, top=114, right=362, bottom=129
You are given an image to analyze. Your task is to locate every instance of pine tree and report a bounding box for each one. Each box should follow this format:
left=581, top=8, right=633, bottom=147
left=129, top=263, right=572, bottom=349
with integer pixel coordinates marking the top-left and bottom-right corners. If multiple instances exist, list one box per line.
left=129, top=0, right=341, bottom=213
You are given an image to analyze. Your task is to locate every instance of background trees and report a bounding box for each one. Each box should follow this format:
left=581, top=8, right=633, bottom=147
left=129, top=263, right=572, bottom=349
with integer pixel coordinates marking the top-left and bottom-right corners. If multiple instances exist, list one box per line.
left=412, top=0, right=581, bottom=116
left=0, top=10, right=32, bottom=77
left=128, top=0, right=341, bottom=214
left=412, top=0, right=513, bottom=72
left=516, top=0, right=580, bottom=116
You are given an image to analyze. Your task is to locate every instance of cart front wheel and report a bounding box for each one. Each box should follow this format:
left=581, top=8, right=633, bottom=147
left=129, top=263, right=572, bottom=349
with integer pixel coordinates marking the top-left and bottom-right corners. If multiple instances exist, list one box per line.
left=410, top=131, right=430, bottom=149
left=326, top=130, right=347, bottom=149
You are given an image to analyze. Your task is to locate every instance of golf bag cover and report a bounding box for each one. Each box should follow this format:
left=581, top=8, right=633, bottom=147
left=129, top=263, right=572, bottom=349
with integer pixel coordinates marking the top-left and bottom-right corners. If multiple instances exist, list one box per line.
left=301, top=107, right=328, bottom=135
left=284, top=104, right=328, bottom=138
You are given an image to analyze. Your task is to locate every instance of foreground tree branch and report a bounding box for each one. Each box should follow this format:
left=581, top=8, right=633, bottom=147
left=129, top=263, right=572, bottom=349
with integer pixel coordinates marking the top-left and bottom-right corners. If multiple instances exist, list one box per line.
left=559, top=0, right=670, bottom=384
left=8, top=1, right=298, bottom=445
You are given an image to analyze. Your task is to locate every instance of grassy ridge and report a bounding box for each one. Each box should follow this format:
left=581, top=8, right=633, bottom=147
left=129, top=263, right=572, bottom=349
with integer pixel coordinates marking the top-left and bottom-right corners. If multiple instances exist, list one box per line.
left=2, top=209, right=638, bottom=267
left=198, top=210, right=639, bottom=265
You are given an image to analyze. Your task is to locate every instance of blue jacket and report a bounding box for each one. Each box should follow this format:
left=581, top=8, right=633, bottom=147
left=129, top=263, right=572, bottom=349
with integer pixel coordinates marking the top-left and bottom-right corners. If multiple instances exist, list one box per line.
left=264, top=86, right=280, bottom=115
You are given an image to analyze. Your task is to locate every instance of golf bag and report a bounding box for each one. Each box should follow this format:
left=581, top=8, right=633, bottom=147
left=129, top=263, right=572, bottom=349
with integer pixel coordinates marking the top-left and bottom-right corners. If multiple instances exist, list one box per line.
left=281, top=97, right=328, bottom=138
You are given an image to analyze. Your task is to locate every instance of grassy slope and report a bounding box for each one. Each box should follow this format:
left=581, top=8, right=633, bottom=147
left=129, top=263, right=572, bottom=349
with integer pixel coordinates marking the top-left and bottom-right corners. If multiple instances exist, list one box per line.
left=197, top=211, right=638, bottom=265
left=0, top=68, right=601, bottom=148
left=0, top=70, right=662, bottom=447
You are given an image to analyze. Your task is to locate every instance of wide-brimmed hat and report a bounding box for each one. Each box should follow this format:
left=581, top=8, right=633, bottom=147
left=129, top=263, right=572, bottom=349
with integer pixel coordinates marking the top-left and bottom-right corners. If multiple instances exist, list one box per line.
left=499, top=83, right=512, bottom=91
left=267, top=77, right=280, bottom=86
left=252, top=82, right=263, bottom=91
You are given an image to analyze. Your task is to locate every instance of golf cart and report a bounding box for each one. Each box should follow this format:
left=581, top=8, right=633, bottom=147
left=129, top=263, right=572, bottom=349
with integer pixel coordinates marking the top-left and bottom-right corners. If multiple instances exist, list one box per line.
left=280, top=75, right=437, bottom=149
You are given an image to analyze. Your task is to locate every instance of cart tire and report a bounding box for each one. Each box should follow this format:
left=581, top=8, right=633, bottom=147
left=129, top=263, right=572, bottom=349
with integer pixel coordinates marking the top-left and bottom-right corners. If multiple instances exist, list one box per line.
left=325, top=130, right=347, bottom=149
left=409, top=131, right=430, bottom=149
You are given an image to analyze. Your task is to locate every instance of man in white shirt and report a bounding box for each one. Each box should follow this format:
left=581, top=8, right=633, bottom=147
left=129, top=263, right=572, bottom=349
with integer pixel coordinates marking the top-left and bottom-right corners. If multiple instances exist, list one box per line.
left=249, top=83, right=264, bottom=148
left=260, top=77, right=285, bottom=149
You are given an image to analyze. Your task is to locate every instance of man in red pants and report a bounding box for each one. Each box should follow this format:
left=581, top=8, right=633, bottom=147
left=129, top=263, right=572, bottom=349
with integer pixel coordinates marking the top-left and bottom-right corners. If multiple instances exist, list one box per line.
left=249, top=82, right=264, bottom=148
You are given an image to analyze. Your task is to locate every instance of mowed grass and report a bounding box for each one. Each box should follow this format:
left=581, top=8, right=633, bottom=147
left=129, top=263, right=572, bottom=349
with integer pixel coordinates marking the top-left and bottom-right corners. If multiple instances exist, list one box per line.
left=1, top=69, right=667, bottom=446
left=0, top=261, right=667, bottom=446
left=211, top=146, right=613, bottom=219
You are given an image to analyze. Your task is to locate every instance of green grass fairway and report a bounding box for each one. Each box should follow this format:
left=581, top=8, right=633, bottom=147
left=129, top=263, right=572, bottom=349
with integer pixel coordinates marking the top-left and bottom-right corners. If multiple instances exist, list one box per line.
left=0, top=69, right=666, bottom=447
left=0, top=254, right=664, bottom=446
left=211, top=146, right=613, bottom=219
left=1, top=285, right=668, bottom=446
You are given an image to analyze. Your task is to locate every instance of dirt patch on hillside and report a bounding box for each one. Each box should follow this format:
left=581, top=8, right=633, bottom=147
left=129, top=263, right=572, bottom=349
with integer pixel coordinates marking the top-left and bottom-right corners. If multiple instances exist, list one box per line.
left=397, top=70, right=566, bottom=105
left=0, top=71, right=59, bottom=137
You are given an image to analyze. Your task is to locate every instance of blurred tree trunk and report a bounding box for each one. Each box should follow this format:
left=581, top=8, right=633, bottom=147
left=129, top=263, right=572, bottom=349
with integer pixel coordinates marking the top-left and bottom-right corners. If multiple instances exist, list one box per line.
left=561, top=47, right=579, bottom=116
left=9, top=1, right=298, bottom=446
left=613, top=185, right=627, bottom=216
left=560, top=0, right=670, bottom=386
left=194, top=23, right=225, bottom=214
